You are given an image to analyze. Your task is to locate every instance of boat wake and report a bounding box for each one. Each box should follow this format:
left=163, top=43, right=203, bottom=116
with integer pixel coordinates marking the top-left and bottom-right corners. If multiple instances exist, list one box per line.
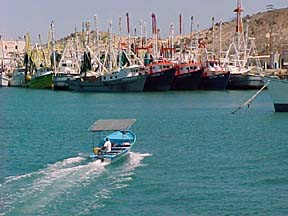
left=0, top=152, right=151, bottom=215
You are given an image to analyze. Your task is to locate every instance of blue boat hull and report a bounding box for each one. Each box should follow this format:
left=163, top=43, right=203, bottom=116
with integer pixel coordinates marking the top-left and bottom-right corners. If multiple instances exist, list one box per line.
left=171, top=69, right=203, bottom=90
left=200, top=73, right=230, bottom=90
left=144, top=67, right=176, bottom=91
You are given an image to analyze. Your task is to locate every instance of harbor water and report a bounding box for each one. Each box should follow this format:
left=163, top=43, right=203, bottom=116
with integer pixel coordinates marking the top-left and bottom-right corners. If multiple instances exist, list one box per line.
left=1, top=88, right=288, bottom=215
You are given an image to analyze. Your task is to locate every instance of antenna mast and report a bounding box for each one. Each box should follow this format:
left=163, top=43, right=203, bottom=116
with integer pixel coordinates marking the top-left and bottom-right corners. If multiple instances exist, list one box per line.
left=51, top=21, right=57, bottom=72
left=234, top=0, right=244, bottom=48
left=126, top=13, right=130, bottom=52
left=152, top=13, right=158, bottom=58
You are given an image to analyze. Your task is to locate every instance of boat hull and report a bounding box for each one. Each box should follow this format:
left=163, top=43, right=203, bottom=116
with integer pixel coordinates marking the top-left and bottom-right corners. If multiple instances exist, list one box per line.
left=171, top=69, right=203, bottom=90
left=9, top=71, right=25, bottom=87
left=200, top=73, right=230, bottom=90
left=90, top=148, right=131, bottom=163
left=0, top=73, right=9, bottom=87
left=53, top=74, right=78, bottom=90
left=227, top=74, right=264, bottom=90
left=23, top=73, right=53, bottom=89
left=267, top=77, right=288, bottom=112
left=144, top=67, right=176, bottom=91
left=68, top=74, right=147, bottom=92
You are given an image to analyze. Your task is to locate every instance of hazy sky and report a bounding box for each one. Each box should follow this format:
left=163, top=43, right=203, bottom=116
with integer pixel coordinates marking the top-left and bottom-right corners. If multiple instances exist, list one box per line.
left=1, top=0, right=287, bottom=42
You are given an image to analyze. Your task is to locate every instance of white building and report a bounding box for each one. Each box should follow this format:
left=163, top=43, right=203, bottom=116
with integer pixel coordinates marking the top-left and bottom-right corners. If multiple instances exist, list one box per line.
left=1, top=40, right=26, bottom=65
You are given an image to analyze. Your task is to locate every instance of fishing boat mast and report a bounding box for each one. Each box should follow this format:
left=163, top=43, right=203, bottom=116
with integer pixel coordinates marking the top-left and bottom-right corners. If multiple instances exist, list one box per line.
left=118, top=17, right=122, bottom=68
left=169, top=23, right=175, bottom=60
left=223, top=0, right=245, bottom=68
left=151, top=13, right=158, bottom=59
left=144, top=21, right=147, bottom=47
left=38, top=34, right=48, bottom=67
left=51, top=21, right=57, bottom=72
left=243, top=19, right=249, bottom=66
left=0, top=34, right=4, bottom=69
left=179, top=13, right=184, bottom=62
left=190, top=16, right=194, bottom=55
left=139, top=19, right=143, bottom=48
left=108, top=21, right=113, bottom=72
left=94, top=15, right=99, bottom=57
left=74, top=27, right=79, bottom=61
left=234, top=0, right=243, bottom=50
left=126, top=13, right=131, bottom=53
left=212, top=17, right=215, bottom=56
left=219, top=20, right=222, bottom=60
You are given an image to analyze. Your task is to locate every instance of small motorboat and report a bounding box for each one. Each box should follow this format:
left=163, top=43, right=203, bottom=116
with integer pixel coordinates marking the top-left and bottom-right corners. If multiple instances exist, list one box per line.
left=88, top=119, right=136, bottom=162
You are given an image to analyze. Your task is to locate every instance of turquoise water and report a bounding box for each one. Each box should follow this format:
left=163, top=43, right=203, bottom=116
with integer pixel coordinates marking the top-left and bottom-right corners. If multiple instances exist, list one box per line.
left=1, top=88, right=288, bottom=215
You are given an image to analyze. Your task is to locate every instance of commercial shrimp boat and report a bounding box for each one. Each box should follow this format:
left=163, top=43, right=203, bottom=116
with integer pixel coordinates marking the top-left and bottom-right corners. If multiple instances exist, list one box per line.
left=171, top=61, right=203, bottom=90
left=89, top=119, right=137, bottom=162
left=144, top=60, right=176, bottom=91
left=68, top=65, right=147, bottom=92
left=200, top=60, right=230, bottom=90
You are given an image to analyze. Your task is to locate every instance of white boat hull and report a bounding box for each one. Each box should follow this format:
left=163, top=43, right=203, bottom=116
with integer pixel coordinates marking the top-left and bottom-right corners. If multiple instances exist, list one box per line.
left=0, top=73, right=9, bottom=87
left=9, top=72, right=25, bottom=87
left=267, top=77, right=288, bottom=112
left=53, top=74, right=76, bottom=90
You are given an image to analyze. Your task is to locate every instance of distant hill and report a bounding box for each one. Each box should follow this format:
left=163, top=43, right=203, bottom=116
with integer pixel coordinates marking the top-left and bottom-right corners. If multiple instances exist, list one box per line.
left=197, top=8, right=288, bottom=55
left=55, top=8, right=288, bottom=56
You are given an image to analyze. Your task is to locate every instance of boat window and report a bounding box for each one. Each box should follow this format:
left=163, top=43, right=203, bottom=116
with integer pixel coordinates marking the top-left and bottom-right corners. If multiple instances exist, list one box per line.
left=103, top=77, right=106, bottom=80
left=153, top=67, right=155, bottom=69
left=110, top=76, right=113, bottom=79
left=180, top=67, right=183, bottom=70
left=115, top=76, right=117, bottom=79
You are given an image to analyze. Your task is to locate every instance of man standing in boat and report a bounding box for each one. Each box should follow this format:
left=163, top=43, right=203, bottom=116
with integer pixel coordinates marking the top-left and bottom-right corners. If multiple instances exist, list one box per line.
left=103, top=138, right=112, bottom=153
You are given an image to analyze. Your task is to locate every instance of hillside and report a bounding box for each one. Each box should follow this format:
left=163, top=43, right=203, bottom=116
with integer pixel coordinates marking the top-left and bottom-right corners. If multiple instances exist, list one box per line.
left=197, top=8, right=288, bottom=55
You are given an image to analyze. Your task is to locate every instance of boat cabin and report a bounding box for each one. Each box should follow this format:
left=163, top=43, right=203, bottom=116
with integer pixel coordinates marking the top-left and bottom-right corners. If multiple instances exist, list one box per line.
left=102, top=65, right=144, bottom=81
left=58, top=59, right=79, bottom=75
left=145, top=62, right=174, bottom=74
left=203, top=60, right=227, bottom=77
left=175, top=62, right=201, bottom=76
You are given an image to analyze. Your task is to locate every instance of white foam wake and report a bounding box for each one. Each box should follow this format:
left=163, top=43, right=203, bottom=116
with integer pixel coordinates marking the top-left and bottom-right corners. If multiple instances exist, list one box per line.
left=3, top=156, right=86, bottom=185
left=74, top=151, right=152, bottom=214
left=0, top=156, right=107, bottom=215
left=0, top=152, right=151, bottom=215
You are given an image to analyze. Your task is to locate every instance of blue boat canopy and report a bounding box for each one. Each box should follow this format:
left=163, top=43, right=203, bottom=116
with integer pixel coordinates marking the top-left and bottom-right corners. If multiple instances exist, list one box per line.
left=89, top=119, right=136, bottom=132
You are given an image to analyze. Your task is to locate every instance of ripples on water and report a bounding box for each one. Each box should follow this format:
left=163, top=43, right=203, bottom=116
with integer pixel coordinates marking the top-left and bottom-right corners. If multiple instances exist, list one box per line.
left=1, top=88, right=288, bottom=215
